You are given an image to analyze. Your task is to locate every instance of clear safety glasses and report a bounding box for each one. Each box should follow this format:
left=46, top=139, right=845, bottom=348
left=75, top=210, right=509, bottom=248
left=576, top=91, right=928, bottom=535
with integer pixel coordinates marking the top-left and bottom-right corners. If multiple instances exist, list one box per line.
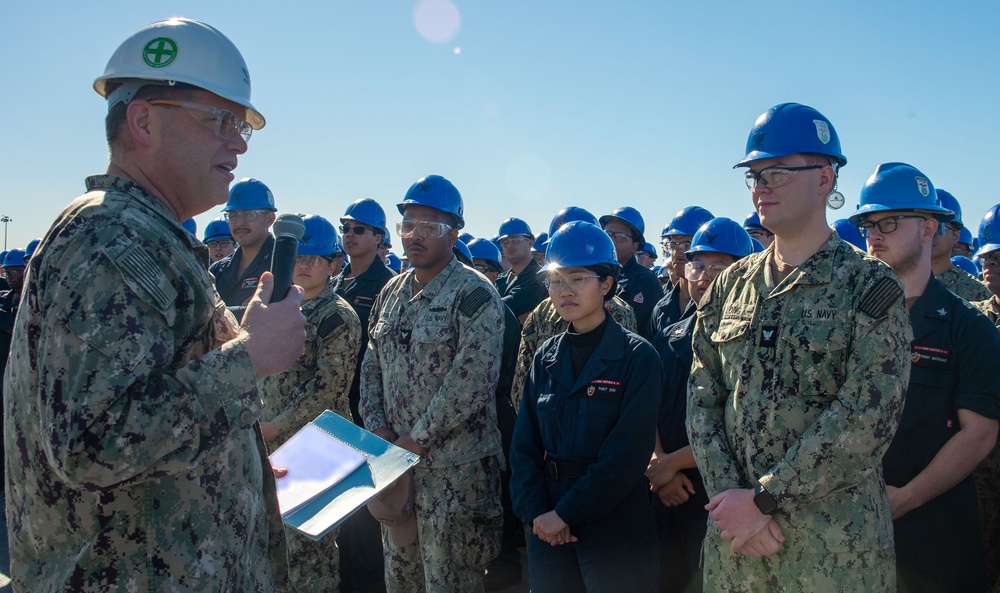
left=149, top=100, right=253, bottom=143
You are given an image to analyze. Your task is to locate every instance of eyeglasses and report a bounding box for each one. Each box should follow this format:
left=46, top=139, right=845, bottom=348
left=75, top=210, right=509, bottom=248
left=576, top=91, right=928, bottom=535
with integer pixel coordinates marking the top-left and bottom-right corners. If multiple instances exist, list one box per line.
left=744, top=165, right=824, bottom=191
left=684, top=261, right=729, bottom=281
left=206, top=239, right=235, bottom=249
left=223, top=209, right=270, bottom=223
left=397, top=220, right=453, bottom=239
left=474, top=264, right=495, bottom=274
left=979, top=252, right=1000, bottom=267
left=856, top=215, right=927, bottom=238
left=747, top=229, right=773, bottom=240
left=4, top=267, right=24, bottom=276
left=663, top=240, right=692, bottom=253
left=294, top=255, right=333, bottom=268
left=498, top=236, right=530, bottom=248
left=544, top=273, right=601, bottom=293
left=148, top=100, right=253, bottom=143
left=340, top=224, right=370, bottom=236
left=605, top=230, right=633, bottom=243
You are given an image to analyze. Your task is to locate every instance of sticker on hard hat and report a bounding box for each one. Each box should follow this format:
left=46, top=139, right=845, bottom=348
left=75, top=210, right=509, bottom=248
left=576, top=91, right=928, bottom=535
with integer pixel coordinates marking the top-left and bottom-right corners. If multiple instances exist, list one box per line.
left=143, top=37, right=178, bottom=68
left=813, top=120, right=830, bottom=144
left=915, top=177, right=930, bottom=197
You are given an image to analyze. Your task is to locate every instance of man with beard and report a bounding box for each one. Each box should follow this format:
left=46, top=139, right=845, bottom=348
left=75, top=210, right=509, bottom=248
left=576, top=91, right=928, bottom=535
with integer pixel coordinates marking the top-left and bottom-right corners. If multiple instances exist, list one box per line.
left=853, top=163, right=1000, bottom=593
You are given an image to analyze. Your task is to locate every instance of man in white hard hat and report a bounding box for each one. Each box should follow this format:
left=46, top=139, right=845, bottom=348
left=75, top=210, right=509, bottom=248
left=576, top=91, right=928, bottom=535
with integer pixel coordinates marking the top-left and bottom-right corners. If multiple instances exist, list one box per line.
left=3, top=18, right=306, bottom=592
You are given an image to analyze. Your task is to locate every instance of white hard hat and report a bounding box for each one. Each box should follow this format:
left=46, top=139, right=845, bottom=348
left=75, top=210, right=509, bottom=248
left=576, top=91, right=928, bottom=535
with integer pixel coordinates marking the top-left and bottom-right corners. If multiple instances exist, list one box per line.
left=94, top=18, right=264, bottom=129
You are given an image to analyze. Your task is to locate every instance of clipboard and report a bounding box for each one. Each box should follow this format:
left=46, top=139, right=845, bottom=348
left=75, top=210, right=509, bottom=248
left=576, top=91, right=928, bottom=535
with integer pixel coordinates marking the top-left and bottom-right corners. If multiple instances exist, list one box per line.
left=276, top=410, right=420, bottom=540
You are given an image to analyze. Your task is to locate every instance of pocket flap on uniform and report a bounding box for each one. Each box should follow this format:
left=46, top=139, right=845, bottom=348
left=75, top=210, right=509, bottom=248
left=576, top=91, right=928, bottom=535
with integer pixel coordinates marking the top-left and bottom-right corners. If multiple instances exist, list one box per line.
left=710, top=319, right=750, bottom=344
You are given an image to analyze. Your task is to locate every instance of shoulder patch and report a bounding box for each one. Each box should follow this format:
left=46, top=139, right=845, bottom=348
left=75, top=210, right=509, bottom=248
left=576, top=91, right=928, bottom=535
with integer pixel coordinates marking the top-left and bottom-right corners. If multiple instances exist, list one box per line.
left=858, top=275, right=903, bottom=319
left=115, top=243, right=178, bottom=310
left=459, top=286, right=492, bottom=318
left=318, top=312, right=346, bottom=339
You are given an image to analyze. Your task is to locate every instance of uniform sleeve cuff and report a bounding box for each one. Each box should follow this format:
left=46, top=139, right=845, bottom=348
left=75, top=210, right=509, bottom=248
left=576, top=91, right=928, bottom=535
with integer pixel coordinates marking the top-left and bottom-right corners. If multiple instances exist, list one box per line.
left=759, top=462, right=799, bottom=510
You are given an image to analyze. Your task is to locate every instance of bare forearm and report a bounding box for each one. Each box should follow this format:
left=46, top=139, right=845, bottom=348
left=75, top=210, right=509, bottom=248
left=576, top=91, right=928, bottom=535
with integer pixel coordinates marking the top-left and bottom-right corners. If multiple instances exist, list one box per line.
left=899, top=413, right=998, bottom=512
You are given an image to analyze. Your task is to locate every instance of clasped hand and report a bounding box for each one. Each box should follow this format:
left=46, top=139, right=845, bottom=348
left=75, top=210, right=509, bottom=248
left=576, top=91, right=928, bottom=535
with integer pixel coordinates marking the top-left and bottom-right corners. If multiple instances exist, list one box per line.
left=532, top=510, right=578, bottom=547
left=706, top=488, right=785, bottom=558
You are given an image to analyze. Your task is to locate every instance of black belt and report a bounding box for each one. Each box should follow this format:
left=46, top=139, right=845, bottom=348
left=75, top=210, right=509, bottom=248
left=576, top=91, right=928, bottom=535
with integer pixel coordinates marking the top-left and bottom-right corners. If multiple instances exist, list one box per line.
left=544, top=459, right=589, bottom=481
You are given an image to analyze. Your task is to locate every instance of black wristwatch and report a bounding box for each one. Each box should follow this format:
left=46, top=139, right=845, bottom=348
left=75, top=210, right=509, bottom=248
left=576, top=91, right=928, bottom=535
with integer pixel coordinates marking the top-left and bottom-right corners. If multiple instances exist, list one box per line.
left=753, top=484, right=779, bottom=516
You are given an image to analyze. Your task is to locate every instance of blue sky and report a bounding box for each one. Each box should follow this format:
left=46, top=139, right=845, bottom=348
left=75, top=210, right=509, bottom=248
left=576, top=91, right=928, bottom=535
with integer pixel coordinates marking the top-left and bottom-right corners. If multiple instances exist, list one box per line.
left=3, top=1, right=999, bottom=261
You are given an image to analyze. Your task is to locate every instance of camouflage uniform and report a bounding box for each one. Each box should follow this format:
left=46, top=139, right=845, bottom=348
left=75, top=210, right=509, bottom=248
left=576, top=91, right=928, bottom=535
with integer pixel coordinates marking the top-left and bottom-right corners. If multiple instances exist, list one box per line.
left=973, top=295, right=1000, bottom=329
left=361, top=257, right=505, bottom=593
left=259, top=282, right=361, bottom=593
left=3, top=175, right=288, bottom=593
left=511, top=295, right=636, bottom=410
left=973, top=294, right=1000, bottom=592
left=688, top=234, right=912, bottom=592
left=937, top=265, right=991, bottom=302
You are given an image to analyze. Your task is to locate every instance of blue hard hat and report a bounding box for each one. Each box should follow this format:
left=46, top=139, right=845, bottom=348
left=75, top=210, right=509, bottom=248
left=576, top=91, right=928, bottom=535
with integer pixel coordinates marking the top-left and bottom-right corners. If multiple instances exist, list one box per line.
left=662, top=206, right=715, bottom=238
left=685, top=217, right=753, bottom=261
left=743, top=211, right=767, bottom=233
left=951, top=256, right=980, bottom=277
left=385, top=253, right=402, bottom=272
left=498, top=217, right=534, bottom=241
left=848, top=163, right=954, bottom=225
left=4, top=249, right=26, bottom=268
left=935, top=189, right=963, bottom=229
left=181, top=218, right=197, bottom=236
left=25, top=238, right=41, bottom=258
left=833, top=218, right=868, bottom=251
left=958, top=226, right=973, bottom=247
left=203, top=218, right=233, bottom=243
left=398, top=174, right=465, bottom=229
left=532, top=233, right=548, bottom=252
left=0, top=251, right=7, bottom=265
left=458, top=232, right=475, bottom=245
left=599, top=206, right=645, bottom=245
left=298, top=214, right=340, bottom=257
left=638, top=242, right=658, bottom=258
left=750, top=238, right=765, bottom=253
left=735, top=103, right=847, bottom=168
left=453, top=238, right=473, bottom=266
left=543, top=221, right=620, bottom=272
left=342, top=198, right=388, bottom=237
left=975, top=203, right=1000, bottom=257
left=224, top=178, right=276, bottom=212
left=468, top=238, right=502, bottom=271
left=548, top=206, right=598, bottom=240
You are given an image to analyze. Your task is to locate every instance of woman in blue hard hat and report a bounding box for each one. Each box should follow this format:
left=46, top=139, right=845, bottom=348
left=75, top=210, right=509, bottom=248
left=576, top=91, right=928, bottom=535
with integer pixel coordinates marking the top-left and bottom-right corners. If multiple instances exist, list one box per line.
left=647, top=218, right=754, bottom=593
left=509, top=220, right=661, bottom=593
left=257, top=214, right=362, bottom=593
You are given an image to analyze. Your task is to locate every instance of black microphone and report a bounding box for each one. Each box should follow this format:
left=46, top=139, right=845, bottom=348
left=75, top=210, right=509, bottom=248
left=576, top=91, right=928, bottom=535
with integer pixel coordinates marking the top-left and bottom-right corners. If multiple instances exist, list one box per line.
left=270, top=213, right=306, bottom=303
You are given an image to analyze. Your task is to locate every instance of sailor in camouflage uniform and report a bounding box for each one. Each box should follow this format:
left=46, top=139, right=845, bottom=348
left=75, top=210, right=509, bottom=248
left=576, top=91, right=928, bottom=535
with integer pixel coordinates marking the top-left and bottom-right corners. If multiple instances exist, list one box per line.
left=2, top=18, right=307, bottom=593
left=258, top=215, right=362, bottom=593
left=932, top=190, right=992, bottom=302
left=361, top=175, right=505, bottom=593
left=687, top=104, right=911, bottom=592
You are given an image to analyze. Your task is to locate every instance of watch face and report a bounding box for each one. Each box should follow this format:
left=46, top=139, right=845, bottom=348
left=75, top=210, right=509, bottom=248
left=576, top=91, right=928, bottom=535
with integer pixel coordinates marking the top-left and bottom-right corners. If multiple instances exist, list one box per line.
left=754, top=487, right=778, bottom=515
